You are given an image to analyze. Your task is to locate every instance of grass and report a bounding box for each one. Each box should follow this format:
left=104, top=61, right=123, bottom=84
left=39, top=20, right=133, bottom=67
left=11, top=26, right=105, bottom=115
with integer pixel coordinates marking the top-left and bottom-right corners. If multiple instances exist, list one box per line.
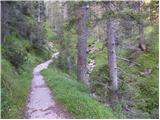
left=134, top=51, right=158, bottom=115
left=88, top=49, right=107, bottom=69
left=87, top=25, right=159, bottom=118
left=42, top=65, right=116, bottom=119
left=1, top=54, right=44, bottom=118
left=117, top=25, right=159, bottom=118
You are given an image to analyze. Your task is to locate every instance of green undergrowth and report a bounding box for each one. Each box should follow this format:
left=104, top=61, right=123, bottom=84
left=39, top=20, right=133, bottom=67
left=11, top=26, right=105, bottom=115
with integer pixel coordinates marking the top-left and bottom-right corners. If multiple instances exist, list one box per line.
left=1, top=20, right=55, bottom=118
left=1, top=54, right=45, bottom=119
left=90, top=50, right=107, bottom=67
left=87, top=37, right=107, bottom=67
left=116, top=25, right=158, bottom=118
left=133, top=25, right=158, bottom=117
left=88, top=25, right=158, bottom=118
left=44, top=21, right=57, bottom=41
left=42, top=65, right=116, bottom=119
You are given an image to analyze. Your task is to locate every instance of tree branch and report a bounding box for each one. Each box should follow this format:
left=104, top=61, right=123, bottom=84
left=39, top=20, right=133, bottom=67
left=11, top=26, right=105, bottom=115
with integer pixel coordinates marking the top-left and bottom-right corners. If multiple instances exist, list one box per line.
left=117, top=67, right=139, bottom=79
left=116, top=56, right=141, bottom=66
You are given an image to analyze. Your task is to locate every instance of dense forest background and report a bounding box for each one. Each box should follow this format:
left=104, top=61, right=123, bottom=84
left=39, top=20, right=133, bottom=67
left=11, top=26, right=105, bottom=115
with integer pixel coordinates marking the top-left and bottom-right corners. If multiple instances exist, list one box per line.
left=1, top=1, right=159, bottom=119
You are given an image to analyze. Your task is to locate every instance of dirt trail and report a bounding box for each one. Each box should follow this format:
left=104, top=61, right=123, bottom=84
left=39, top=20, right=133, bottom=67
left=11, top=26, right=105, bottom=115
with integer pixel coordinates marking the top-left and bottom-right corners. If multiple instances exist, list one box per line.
left=24, top=52, right=70, bottom=119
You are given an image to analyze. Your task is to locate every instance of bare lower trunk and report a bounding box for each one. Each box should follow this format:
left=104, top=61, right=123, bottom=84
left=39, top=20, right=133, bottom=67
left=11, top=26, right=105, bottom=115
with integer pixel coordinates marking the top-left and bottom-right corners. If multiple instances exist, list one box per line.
left=67, top=56, right=72, bottom=74
left=77, top=4, right=89, bottom=82
left=139, top=22, right=144, bottom=42
left=106, top=17, right=118, bottom=91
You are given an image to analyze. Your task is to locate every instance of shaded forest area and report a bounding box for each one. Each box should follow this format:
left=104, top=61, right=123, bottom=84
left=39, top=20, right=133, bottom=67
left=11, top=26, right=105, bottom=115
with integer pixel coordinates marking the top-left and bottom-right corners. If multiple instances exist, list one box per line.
left=1, top=1, right=159, bottom=119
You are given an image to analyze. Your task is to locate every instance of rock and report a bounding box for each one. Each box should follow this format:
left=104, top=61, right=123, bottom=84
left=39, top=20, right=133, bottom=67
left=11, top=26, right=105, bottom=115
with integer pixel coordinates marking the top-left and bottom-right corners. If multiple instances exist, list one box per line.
left=87, top=59, right=96, bottom=74
left=139, top=68, right=152, bottom=76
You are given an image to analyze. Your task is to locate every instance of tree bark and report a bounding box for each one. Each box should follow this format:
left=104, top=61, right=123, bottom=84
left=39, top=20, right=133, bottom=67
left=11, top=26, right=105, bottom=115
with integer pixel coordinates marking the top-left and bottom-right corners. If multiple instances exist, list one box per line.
left=138, top=2, right=144, bottom=42
left=77, top=3, right=89, bottom=82
left=63, top=2, right=68, bottom=20
left=106, top=15, right=118, bottom=91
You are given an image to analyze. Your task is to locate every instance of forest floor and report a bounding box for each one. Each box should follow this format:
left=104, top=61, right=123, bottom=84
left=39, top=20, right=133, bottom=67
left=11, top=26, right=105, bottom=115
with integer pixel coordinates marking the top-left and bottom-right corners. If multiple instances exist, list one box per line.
left=24, top=52, right=71, bottom=119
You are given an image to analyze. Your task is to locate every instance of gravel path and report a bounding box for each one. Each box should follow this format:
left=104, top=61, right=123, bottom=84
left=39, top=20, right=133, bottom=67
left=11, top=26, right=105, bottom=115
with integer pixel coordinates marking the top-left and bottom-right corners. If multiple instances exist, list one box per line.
left=24, top=52, right=70, bottom=119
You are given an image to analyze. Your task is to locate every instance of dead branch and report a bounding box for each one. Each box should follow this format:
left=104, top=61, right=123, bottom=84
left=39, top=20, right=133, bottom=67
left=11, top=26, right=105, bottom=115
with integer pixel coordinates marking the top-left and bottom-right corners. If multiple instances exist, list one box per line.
left=116, top=56, right=141, bottom=66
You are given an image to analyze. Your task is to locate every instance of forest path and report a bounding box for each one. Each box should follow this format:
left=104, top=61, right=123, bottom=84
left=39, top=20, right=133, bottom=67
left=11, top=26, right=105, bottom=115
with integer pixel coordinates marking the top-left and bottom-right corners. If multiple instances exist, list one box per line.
left=24, top=52, right=70, bottom=119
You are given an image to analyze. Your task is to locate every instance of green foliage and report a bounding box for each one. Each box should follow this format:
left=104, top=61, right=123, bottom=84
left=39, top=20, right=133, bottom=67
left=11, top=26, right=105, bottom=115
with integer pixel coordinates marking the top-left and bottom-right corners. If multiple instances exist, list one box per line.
left=2, top=32, right=50, bottom=66
left=42, top=65, right=116, bottom=119
left=1, top=33, right=47, bottom=118
left=102, top=7, right=144, bottom=23
left=117, top=27, right=158, bottom=118
left=88, top=24, right=158, bottom=118
left=90, top=64, right=110, bottom=102
left=2, top=34, right=30, bottom=68
left=64, top=19, right=77, bottom=31
left=1, top=58, right=34, bottom=118
left=87, top=37, right=107, bottom=66
left=119, top=8, right=144, bottom=23
left=135, top=53, right=158, bottom=114
left=87, top=36, right=95, bottom=44
left=91, top=50, right=107, bottom=66
left=26, top=16, right=37, bottom=30
left=1, top=1, right=159, bottom=119
left=55, top=26, right=77, bottom=73
left=44, top=21, right=57, bottom=41
left=117, top=49, right=158, bottom=118
left=144, top=25, right=158, bottom=55
left=1, top=1, right=55, bottom=118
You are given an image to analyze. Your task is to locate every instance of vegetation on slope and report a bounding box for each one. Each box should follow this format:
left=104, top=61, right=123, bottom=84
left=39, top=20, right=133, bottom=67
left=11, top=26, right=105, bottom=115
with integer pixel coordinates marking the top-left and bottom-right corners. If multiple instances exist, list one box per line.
left=1, top=55, right=45, bottom=118
left=42, top=65, right=116, bottom=119
left=1, top=1, right=158, bottom=119
left=1, top=2, right=52, bottom=118
left=89, top=25, right=159, bottom=118
left=1, top=29, right=50, bottom=119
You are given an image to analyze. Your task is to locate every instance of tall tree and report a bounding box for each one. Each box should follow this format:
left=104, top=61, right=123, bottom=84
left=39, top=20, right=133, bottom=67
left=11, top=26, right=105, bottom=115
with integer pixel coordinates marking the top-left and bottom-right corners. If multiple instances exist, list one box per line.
left=105, top=1, right=118, bottom=91
left=138, top=1, right=146, bottom=51
left=77, top=3, right=89, bottom=82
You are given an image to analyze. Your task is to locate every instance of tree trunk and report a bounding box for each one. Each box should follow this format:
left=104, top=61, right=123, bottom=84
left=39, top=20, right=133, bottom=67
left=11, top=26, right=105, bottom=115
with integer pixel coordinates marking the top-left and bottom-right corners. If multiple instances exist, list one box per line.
left=63, top=2, right=68, bottom=20
left=77, top=4, right=89, bottom=82
left=67, top=56, right=72, bottom=74
left=106, top=17, right=118, bottom=91
left=138, top=2, right=144, bottom=42
left=138, top=2, right=146, bottom=51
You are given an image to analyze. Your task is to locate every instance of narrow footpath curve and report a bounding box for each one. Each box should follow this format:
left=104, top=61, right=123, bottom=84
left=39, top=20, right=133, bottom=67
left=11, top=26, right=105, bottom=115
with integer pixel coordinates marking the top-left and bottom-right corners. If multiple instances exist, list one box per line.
left=24, top=52, right=70, bottom=119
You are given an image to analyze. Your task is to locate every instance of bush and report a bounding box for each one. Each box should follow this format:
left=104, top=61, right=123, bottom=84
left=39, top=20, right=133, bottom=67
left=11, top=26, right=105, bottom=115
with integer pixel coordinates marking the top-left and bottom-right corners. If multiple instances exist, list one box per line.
left=2, top=34, right=30, bottom=68
left=90, top=64, right=110, bottom=103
